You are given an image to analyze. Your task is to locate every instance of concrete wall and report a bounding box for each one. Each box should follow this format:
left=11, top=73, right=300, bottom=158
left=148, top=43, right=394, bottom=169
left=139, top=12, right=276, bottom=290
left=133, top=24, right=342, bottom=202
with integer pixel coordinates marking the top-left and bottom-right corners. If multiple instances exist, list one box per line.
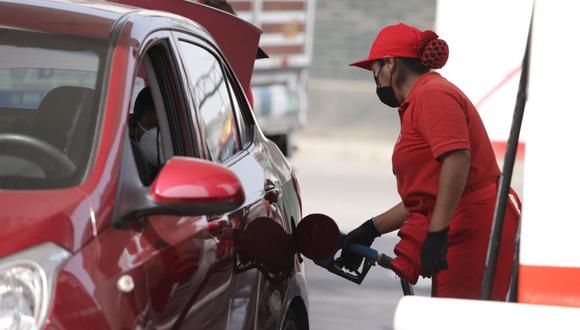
left=310, top=0, right=436, bottom=81
left=303, top=0, right=436, bottom=142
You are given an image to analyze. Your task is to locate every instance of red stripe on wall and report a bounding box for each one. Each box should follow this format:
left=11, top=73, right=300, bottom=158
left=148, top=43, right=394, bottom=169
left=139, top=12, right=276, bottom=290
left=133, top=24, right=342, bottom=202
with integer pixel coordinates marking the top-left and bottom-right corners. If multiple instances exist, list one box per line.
left=519, top=265, right=580, bottom=307
left=491, top=141, right=525, bottom=160
left=476, top=66, right=522, bottom=109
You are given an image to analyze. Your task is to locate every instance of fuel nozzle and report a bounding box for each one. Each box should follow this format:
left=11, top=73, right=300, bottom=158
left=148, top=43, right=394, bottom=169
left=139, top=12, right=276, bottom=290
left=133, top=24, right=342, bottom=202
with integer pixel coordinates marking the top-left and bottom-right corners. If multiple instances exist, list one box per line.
left=314, top=233, right=389, bottom=285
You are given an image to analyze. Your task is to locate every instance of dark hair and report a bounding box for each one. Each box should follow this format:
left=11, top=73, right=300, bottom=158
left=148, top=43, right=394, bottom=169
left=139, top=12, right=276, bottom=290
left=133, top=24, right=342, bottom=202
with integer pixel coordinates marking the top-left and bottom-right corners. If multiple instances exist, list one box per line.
left=133, top=87, right=155, bottom=121
left=398, top=57, right=430, bottom=74
left=394, top=57, right=429, bottom=86
left=202, top=0, right=236, bottom=15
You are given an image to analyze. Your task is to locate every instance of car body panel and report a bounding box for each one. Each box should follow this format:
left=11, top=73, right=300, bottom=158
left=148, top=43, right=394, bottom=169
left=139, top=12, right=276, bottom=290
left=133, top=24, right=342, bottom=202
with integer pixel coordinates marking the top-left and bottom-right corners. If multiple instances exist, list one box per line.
left=0, top=187, right=92, bottom=257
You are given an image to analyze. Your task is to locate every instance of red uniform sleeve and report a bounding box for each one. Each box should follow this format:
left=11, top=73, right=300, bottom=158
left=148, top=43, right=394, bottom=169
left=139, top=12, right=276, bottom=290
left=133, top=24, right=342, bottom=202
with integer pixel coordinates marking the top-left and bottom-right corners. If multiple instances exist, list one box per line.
left=413, top=88, right=471, bottom=160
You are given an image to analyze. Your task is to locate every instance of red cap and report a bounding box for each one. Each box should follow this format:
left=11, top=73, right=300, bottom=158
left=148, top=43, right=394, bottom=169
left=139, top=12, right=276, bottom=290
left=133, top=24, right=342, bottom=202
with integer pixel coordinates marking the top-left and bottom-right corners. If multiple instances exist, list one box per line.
left=350, top=23, right=449, bottom=71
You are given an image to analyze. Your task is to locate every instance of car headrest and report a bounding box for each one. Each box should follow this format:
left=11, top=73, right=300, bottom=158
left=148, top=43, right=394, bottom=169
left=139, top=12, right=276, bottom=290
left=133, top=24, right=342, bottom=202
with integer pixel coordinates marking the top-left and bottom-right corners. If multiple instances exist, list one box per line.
left=33, top=86, right=95, bottom=151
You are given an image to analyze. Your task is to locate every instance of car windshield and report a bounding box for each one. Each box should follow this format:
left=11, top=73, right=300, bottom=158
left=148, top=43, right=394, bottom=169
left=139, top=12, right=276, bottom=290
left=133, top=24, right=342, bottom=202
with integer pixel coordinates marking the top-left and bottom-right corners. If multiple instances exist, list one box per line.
left=0, top=28, right=107, bottom=189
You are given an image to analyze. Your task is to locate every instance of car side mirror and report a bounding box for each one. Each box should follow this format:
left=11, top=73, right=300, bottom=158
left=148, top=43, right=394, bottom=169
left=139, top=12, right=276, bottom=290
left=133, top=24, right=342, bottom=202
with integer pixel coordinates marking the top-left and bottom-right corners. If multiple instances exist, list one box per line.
left=116, top=156, right=244, bottom=226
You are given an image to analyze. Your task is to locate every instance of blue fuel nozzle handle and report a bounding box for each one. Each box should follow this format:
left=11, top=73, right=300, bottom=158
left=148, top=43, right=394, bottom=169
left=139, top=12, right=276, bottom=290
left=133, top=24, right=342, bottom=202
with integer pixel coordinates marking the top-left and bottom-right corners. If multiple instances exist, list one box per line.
left=347, top=242, right=393, bottom=269
left=313, top=233, right=412, bottom=294
left=313, top=233, right=387, bottom=284
left=346, top=242, right=378, bottom=261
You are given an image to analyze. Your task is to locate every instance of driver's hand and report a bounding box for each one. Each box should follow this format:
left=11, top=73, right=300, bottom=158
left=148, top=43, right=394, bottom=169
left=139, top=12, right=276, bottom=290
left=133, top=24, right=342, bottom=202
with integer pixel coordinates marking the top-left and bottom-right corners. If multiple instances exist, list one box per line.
left=337, top=219, right=380, bottom=272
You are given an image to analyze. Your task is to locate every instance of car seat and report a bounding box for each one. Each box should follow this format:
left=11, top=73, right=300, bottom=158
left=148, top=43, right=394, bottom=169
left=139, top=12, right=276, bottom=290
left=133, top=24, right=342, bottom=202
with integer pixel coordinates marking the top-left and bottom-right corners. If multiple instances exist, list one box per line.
left=32, top=86, right=96, bottom=166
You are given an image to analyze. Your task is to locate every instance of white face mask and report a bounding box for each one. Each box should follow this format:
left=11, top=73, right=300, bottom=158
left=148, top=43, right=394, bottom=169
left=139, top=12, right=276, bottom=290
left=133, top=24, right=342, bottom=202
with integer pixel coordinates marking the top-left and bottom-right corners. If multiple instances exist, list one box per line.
left=138, top=126, right=163, bottom=166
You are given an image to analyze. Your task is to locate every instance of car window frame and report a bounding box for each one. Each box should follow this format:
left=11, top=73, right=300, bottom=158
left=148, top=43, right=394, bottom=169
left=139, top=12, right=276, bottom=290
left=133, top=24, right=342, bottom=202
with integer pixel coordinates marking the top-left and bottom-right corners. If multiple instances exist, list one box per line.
left=210, top=47, right=256, bottom=148
left=223, top=64, right=254, bottom=149
left=170, top=31, right=256, bottom=166
left=179, top=38, right=244, bottom=161
left=144, top=42, right=188, bottom=158
left=125, top=31, right=200, bottom=185
left=173, top=34, right=244, bottom=162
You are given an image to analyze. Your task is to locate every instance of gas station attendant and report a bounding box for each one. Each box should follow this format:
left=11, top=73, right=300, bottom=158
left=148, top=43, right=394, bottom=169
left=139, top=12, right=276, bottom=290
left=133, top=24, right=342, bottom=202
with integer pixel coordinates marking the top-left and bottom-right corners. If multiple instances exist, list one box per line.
left=340, top=23, right=521, bottom=299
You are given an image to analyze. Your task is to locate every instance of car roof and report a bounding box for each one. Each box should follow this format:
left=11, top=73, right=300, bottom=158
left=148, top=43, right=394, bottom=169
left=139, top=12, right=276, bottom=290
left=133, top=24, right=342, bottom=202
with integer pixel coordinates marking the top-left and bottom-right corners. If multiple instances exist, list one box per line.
left=0, top=0, right=134, bottom=40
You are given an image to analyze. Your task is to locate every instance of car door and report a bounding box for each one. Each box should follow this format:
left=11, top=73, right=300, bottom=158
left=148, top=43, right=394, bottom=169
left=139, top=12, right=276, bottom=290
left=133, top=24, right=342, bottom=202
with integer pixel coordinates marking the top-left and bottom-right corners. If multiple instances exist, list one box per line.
left=172, top=31, right=301, bottom=329
left=57, top=31, right=237, bottom=329
left=129, top=34, right=248, bottom=329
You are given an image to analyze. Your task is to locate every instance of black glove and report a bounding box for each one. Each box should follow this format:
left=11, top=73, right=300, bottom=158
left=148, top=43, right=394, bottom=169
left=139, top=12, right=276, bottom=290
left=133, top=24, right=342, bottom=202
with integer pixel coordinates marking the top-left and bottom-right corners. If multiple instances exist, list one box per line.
left=420, top=227, right=449, bottom=277
left=338, top=219, right=380, bottom=272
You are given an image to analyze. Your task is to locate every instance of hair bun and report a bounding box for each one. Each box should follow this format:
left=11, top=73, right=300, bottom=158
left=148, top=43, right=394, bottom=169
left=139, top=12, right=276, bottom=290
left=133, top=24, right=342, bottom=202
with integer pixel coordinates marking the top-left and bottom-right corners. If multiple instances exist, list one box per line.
left=421, top=38, right=449, bottom=69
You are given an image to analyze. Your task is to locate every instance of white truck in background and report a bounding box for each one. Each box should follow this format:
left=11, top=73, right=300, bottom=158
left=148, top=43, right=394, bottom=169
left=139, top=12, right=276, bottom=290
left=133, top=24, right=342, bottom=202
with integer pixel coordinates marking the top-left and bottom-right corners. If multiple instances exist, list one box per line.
left=230, top=0, right=316, bottom=156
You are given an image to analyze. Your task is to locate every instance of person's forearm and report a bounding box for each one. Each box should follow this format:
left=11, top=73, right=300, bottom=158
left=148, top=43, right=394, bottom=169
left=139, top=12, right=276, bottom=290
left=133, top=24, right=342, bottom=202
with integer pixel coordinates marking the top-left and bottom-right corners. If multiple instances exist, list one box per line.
left=373, top=201, right=409, bottom=234
left=429, top=150, right=471, bottom=232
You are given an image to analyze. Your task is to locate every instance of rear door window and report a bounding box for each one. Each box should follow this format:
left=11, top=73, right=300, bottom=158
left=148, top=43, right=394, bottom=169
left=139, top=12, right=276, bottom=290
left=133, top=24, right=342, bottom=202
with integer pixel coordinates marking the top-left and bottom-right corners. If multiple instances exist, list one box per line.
left=177, top=40, right=242, bottom=163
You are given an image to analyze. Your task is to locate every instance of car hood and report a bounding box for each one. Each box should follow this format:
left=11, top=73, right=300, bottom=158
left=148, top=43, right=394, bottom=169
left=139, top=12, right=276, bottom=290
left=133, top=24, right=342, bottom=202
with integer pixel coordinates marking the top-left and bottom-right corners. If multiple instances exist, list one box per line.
left=0, top=187, right=93, bottom=258
left=110, top=0, right=261, bottom=93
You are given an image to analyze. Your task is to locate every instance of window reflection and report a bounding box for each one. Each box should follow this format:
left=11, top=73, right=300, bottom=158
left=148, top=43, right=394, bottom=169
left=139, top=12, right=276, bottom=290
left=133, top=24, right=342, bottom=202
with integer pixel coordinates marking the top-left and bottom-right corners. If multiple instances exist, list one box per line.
left=179, top=41, right=240, bottom=163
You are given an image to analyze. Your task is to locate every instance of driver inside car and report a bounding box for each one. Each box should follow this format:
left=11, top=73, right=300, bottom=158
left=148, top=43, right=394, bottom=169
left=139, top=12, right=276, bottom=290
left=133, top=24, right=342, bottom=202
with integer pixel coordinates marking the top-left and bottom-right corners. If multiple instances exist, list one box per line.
left=129, top=87, right=164, bottom=181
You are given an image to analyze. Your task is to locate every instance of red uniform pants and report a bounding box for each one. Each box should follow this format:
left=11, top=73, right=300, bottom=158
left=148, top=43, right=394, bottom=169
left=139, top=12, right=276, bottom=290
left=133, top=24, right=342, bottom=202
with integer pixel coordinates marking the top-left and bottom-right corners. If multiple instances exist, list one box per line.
left=432, top=183, right=521, bottom=299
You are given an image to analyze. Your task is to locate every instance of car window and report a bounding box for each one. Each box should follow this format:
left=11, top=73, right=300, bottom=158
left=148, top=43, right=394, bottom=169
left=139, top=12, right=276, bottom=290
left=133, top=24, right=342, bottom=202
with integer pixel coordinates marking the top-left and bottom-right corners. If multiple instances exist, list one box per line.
left=177, top=41, right=241, bottom=163
left=0, top=28, right=106, bottom=189
left=0, top=66, right=97, bottom=110
left=128, top=42, right=189, bottom=186
left=226, top=80, right=251, bottom=147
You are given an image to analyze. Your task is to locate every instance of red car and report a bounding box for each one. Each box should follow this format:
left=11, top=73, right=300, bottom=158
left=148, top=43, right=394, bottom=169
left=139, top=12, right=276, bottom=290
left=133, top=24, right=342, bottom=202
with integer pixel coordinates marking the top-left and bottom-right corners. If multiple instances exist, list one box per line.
left=0, top=0, right=307, bottom=329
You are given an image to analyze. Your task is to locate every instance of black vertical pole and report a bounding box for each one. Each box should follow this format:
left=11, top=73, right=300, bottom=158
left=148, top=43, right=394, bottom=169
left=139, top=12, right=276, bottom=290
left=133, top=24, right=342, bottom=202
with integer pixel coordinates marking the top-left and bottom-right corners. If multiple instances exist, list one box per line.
left=481, top=10, right=533, bottom=300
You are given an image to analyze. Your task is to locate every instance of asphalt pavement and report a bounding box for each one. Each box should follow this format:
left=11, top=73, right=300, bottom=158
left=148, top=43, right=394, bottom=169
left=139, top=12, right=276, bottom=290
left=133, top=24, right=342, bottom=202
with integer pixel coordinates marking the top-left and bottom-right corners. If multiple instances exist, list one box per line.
left=303, top=238, right=431, bottom=330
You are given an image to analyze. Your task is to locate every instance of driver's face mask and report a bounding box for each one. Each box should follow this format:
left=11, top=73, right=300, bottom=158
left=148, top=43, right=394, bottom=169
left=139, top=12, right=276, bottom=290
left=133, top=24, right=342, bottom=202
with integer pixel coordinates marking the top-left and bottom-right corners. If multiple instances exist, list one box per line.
left=137, top=122, right=162, bottom=166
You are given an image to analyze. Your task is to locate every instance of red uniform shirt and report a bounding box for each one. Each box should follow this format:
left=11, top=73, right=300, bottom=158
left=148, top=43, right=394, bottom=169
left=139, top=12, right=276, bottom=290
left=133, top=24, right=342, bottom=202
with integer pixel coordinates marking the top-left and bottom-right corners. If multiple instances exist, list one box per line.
left=392, top=72, right=500, bottom=214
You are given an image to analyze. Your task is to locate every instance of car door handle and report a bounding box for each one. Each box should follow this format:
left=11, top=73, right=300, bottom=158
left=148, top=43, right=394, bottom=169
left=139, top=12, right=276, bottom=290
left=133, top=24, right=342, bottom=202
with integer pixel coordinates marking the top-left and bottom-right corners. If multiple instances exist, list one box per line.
left=264, top=180, right=281, bottom=204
